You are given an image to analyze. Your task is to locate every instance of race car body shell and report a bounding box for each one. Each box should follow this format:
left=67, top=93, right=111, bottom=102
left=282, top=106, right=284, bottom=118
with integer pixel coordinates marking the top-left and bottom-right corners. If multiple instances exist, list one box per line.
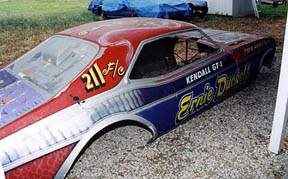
left=0, top=18, right=276, bottom=178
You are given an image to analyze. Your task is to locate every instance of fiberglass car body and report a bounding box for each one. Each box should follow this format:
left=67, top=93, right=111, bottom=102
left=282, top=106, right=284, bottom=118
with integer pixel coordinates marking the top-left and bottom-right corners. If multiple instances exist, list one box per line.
left=0, top=18, right=276, bottom=178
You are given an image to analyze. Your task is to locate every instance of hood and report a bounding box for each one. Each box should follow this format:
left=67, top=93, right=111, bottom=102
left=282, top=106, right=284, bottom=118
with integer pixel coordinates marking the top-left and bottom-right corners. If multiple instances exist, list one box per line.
left=203, top=29, right=257, bottom=45
left=0, top=70, right=46, bottom=128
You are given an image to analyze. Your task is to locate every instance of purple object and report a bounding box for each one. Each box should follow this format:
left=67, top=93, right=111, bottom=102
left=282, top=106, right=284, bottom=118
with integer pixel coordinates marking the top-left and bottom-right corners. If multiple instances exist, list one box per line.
left=0, top=79, right=46, bottom=128
left=0, top=70, right=18, bottom=89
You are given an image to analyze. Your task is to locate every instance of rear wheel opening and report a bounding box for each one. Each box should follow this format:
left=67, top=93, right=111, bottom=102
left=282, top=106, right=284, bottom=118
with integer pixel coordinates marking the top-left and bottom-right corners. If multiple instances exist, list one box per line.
left=66, top=121, right=153, bottom=178
left=262, top=48, right=276, bottom=68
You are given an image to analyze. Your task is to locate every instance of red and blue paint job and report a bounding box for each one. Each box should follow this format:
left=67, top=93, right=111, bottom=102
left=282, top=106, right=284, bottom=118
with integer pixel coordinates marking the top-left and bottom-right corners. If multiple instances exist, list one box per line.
left=0, top=18, right=276, bottom=178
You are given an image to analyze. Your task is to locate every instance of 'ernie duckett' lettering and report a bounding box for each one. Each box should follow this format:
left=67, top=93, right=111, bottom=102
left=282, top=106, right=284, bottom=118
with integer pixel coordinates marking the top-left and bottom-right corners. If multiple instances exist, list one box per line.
left=176, top=63, right=251, bottom=124
left=216, top=64, right=250, bottom=99
left=176, top=83, right=214, bottom=123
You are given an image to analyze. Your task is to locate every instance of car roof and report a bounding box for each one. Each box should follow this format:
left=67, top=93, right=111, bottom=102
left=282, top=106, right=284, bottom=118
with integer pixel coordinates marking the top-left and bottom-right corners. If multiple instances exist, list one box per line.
left=57, top=17, right=197, bottom=48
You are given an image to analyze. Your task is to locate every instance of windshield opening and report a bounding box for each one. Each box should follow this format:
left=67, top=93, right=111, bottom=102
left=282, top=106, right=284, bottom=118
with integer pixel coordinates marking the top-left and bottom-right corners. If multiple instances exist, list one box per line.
left=6, top=35, right=99, bottom=98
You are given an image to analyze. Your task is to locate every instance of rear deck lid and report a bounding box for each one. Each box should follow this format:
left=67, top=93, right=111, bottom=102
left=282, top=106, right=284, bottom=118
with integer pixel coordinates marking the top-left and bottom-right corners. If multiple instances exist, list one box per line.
left=203, top=29, right=257, bottom=45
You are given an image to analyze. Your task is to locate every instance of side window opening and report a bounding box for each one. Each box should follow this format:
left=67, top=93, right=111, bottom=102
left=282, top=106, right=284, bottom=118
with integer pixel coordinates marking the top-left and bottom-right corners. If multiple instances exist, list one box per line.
left=130, top=30, right=218, bottom=79
left=130, top=37, right=178, bottom=79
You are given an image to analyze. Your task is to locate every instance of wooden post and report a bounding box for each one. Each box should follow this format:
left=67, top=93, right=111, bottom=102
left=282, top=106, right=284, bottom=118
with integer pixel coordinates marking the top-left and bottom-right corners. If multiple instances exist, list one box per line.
left=268, top=14, right=288, bottom=154
left=252, top=0, right=260, bottom=18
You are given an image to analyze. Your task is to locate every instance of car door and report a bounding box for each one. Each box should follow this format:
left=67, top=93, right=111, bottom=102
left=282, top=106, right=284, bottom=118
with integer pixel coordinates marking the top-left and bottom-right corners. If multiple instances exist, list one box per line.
left=128, top=29, right=238, bottom=135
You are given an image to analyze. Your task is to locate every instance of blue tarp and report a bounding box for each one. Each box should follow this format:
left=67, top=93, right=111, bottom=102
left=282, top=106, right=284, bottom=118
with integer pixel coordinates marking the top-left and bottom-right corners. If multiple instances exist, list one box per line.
left=184, top=0, right=207, bottom=8
left=88, top=0, right=101, bottom=11
left=102, top=0, right=127, bottom=12
left=88, top=0, right=194, bottom=19
left=124, top=0, right=191, bottom=19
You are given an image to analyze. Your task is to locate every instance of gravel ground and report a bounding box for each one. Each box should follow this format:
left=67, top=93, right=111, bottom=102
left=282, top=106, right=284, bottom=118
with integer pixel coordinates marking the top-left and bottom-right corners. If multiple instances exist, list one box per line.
left=66, top=46, right=287, bottom=179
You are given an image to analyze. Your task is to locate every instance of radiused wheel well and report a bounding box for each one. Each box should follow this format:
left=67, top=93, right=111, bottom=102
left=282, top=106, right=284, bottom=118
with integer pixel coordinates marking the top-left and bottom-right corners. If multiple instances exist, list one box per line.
left=86, top=120, right=155, bottom=146
left=262, top=48, right=275, bottom=68
left=66, top=120, right=155, bottom=177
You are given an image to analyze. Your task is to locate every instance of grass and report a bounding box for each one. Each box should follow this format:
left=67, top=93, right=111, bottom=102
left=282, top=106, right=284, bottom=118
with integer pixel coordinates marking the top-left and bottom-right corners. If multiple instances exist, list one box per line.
left=0, top=1, right=287, bottom=67
left=0, top=0, right=92, bottom=17
left=190, top=4, right=287, bottom=24
left=261, top=4, right=288, bottom=18
left=0, top=0, right=97, bottom=65
left=188, top=4, right=287, bottom=49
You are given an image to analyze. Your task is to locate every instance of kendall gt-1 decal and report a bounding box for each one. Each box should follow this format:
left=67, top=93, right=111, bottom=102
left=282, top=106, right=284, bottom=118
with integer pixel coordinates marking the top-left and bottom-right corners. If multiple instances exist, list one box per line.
left=186, top=60, right=223, bottom=85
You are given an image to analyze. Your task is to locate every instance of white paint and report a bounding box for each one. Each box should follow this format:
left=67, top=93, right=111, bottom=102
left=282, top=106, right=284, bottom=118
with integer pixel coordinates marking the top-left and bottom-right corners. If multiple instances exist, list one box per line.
left=206, top=0, right=256, bottom=17
left=0, top=143, right=4, bottom=179
left=206, top=0, right=233, bottom=16
left=269, top=14, right=288, bottom=154
left=252, top=0, right=260, bottom=18
left=0, top=102, right=87, bottom=170
left=0, top=160, right=5, bottom=179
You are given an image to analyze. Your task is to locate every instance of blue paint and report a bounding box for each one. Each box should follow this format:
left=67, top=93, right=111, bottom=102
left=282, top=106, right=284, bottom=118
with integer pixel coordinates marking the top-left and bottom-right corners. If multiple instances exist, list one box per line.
left=136, top=55, right=257, bottom=135
left=0, top=70, right=18, bottom=89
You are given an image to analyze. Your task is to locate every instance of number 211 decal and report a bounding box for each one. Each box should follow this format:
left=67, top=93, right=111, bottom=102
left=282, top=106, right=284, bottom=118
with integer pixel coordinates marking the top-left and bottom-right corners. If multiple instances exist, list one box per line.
left=81, top=60, right=126, bottom=92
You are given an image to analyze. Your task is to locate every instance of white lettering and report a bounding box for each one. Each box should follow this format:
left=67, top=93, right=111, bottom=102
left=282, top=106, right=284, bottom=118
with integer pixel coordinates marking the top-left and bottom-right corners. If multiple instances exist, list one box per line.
left=186, top=60, right=223, bottom=85
left=186, top=66, right=211, bottom=85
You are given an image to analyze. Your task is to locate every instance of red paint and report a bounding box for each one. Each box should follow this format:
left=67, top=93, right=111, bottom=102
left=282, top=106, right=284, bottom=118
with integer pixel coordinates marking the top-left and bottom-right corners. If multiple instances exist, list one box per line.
left=5, top=143, right=76, bottom=179
left=22, top=67, right=36, bottom=75
left=0, top=18, right=276, bottom=179
left=0, top=18, right=196, bottom=139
